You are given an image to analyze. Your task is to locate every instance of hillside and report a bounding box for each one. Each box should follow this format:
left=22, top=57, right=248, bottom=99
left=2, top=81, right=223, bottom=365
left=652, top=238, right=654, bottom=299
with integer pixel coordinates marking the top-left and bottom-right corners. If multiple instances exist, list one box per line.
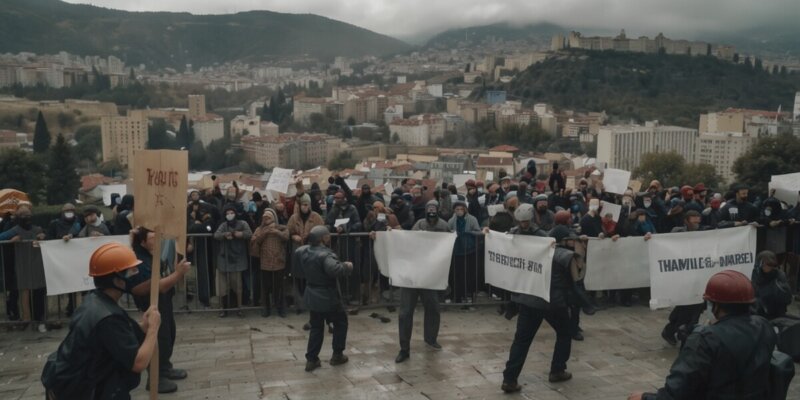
left=489, top=50, right=800, bottom=127
left=0, top=0, right=412, bottom=68
left=425, top=22, right=564, bottom=48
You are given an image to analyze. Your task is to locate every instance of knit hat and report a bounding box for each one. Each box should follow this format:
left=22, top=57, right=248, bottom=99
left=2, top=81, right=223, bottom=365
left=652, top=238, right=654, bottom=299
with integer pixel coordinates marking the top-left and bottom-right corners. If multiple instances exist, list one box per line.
left=299, top=193, right=311, bottom=205
left=262, top=208, right=277, bottom=225
left=425, top=200, right=439, bottom=213
left=514, top=203, right=534, bottom=222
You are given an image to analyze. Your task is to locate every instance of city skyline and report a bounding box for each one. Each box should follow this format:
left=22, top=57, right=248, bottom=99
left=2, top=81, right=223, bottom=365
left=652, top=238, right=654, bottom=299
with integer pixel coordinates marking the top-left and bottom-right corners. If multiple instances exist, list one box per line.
left=63, top=0, right=800, bottom=41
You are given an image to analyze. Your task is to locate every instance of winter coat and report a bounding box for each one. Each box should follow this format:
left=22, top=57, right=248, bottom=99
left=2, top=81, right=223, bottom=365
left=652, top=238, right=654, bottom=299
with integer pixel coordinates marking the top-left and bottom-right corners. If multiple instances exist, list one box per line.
left=448, top=214, right=481, bottom=255
left=751, top=265, right=792, bottom=320
left=47, top=217, right=81, bottom=240
left=251, top=223, right=290, bottom=271
left=213, top=220, right=252, bottom=273
left=287, top=211, right=325, bottom=245
left=363, top=210, right=400, bottom=232
left=324, top=204, right=361, bottom=233
left=717, top=200, right=759, bottom=228
left=412, top=217, right=451, bottom=232
left=291, top=244, right=351, bottom=312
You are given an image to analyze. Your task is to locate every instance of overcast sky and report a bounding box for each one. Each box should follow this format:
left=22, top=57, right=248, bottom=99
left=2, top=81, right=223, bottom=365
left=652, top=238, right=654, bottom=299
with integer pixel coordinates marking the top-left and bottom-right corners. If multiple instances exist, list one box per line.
left=63, top=0, right=798, bottom=40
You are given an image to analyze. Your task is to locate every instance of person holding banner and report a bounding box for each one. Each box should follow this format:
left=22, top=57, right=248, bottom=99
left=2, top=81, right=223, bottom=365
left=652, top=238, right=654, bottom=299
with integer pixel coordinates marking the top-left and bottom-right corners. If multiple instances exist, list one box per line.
left=629, top=270, right=779, bottom=400
left=292, top=225, right=353, bottom=372
left=41, top=242, right=161, bottom=400
left=717, top=184, right=759, bottom=229
left=78, top=206, right=111, bottom=238
left=501, top=225, right=579, bottom=393
left=395, top=200, right=451, bottom=364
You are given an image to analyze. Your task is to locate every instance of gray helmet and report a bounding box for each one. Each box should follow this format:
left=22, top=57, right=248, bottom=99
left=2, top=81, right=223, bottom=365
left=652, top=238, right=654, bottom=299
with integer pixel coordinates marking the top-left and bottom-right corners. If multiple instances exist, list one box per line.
left=308, top=225, right=330, bottom=246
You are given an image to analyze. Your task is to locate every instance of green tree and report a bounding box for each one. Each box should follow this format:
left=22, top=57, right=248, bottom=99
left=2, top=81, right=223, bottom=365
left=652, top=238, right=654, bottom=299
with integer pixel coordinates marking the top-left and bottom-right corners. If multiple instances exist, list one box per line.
left=98, top=159, right=123, bottom=177
left=391, top=132, right=400, bottom=143
left=74, top=128, right=102, bottom=164
left=46, top=134, right=80, bottom=205
left=33, top=111, right=50, bottom=154
left=679, top=163, right=722, bottom=192
left=0, top=149, right=47, bottom=204
left=147, top=118, right=175, bottom=149
left=56, top=111, right=75, bottom=129
left=633, top=151, right=688, bottom=188
left=328, top=151, right=356, bottom=170
left=188, top=140, right=207, bottom=170
left=733, top=134, right=800, bottom=195
left=176, top=115, right=194, bottom=149
left=260, top=100, right=270, bottom=122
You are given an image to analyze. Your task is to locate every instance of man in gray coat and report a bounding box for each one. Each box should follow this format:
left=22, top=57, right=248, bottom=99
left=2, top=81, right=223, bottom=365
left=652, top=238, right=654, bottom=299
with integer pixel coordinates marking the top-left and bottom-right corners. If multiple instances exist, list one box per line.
left=395, top=200, right=451, bottom=363
left=293, top=226, right=353, bottom=372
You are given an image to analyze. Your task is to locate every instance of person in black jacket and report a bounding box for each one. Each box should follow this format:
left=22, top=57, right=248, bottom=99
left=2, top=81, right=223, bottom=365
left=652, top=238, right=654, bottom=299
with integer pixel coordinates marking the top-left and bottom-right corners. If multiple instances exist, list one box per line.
left=717, top=184, right=759, bottom=228
left=501, top=225, right=578, bottom=393
left=630, top=270, right=777, bottom=400
left=752, top=250, right=793, bottom=320
left=113, top=195, right=135, bottom=235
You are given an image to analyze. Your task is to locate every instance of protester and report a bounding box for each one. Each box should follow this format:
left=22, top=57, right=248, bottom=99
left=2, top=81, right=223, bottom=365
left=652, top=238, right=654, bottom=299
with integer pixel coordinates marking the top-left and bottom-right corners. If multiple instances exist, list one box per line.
left=487, top=195, right=518, bottom=233
left=448, top=200, right=481, bottom=304
left=579, top=199, right=602, bottom=237
left=287, top=194, right=325, bottom=322
left=213, top=204, right=253, bottom=318
left=41, top=243, right=160, bottom=400
left=629, top=270, right=778, bottom=400
left=509, top=204, right=548, bottom=237
left=47, top=203, right=82, bottom=317
left=396, top=200, right=450, bottom=364
left=127, top=228, right=191, bottom=394
left=717, top=184, right=759, bottom=228
left=548, top=162, right=566, bottom=193
left=501, top=225, right=578, bottom=393
left=113, top=195, right=135, bottom=235
left=292, top=226, right=353, bottom=372
left=78, top=206, right=111, bottom=237
left=364, top=200, right=400, bottom=303
left=751, top=250, right=793, bottom=320
left=324, top=190, right=361, bottom=305
left=251, top=208, right=290, bottom=318
left=533, top=194, right=555, bottom=231
left=390, top=194, right=416, bottom=230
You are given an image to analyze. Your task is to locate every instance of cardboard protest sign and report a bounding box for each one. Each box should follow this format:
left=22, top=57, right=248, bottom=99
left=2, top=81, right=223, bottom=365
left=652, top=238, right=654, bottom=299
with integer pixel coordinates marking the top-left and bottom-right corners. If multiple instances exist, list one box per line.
left=133, top=150, right=188, bottom=255
left=600, top=201, right=622, bottom=222
left=375, top=230, right=456, bottom=290
left=584, top=237, right=650, bottom=290
left=603, top=168, right=631, bottom=195
left=484, top=231, right=554, bottom=301
left=648, top=226, right=756, bottom=309
left=453, top=174, right=475, bottom=189
left=266, top=167, right=293, bottom=194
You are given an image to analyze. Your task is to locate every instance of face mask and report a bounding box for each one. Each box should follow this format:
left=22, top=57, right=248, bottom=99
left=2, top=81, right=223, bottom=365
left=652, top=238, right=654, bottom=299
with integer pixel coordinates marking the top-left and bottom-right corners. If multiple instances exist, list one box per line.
left=98, top=213, right=105, bottom=223
left=92, top=218, right=103, bottom=227
left=226, top=214, right=236, bottom=221
left=589, top=205, right=599, bottom=212
left=764, top=209, right=772, bottom=217
left=64, top=212, right=75, bottom=220
left=427, top=212, right=437, bottom=219
left=643, top=200, right=652, bottom=208
left=362, top=191, right=371, bottom=197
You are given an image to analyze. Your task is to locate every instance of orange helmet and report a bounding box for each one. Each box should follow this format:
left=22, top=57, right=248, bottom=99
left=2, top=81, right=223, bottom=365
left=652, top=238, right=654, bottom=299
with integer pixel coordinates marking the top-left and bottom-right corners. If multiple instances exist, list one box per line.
left=89, top=242, right=141, bottom=277
left=702, top=270, right=755, bottom=304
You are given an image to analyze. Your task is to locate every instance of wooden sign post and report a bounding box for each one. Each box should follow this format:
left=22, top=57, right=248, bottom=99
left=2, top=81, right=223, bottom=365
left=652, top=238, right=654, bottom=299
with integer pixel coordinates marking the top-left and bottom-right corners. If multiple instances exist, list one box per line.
left=133, top=150, right=188, bottom=399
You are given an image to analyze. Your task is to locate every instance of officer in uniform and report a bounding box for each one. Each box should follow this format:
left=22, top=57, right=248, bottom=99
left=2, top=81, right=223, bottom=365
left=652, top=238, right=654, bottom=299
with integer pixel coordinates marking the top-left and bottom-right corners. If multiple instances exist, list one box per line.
left=629, top=270, right=778, bottom=400
left=41, top=243, right=160, bottom=400
left=501, top=225, right=579, bottom=393
left=293, top=225, right=353, bottom=372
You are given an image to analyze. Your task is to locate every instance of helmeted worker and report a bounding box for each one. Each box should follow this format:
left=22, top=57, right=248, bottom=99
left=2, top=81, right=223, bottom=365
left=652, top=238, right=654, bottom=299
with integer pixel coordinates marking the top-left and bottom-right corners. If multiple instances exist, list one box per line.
left=41, top=242, right=160, bottom=400
left=292, top=225, right=354, bottom=372
left=630, top=270, right=779, bottom=400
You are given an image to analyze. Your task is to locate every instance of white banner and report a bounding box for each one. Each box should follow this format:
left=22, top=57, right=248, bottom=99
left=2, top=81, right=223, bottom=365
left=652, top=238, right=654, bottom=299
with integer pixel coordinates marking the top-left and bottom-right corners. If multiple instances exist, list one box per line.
left=40, top=236, right=132, bottom=295
left=375, top=230, right=457, bottom=290
left=265, top=167, right=293, bottom=194
left=484, top=231, right=554, bottom=301
left=648, top=226, right=756, bottom=309
left=584, top=237, right=650, bottom=290
left=603, top=168, right=631, bottom=195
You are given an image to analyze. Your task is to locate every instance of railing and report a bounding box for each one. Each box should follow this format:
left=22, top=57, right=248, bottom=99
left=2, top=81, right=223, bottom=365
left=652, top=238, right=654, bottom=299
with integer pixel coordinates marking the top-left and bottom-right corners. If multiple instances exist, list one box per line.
left=1, top=225, right=798, bottom=326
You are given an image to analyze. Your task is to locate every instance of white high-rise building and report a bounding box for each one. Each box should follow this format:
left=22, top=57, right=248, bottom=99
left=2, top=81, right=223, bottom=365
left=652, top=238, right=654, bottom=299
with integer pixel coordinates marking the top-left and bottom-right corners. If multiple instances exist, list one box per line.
left=597, top=121, right=697, bottom=171
left=695, top=132, right=757, bottom=184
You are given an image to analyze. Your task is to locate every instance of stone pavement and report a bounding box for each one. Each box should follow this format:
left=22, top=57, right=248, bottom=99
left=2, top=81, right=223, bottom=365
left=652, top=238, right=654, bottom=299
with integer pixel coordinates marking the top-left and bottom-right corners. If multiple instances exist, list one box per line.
left=1, top=303, right=798, bottom=400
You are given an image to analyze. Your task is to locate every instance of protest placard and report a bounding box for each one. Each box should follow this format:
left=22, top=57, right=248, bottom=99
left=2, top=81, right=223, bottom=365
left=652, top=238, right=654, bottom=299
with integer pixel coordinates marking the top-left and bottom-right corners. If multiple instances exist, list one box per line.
left=484, top=231, right=554, bottom=301
left=769, top=172, right=800, bottom=205
left=603, top=168, right=632, bottom=195
left=374, top=230, right=456, bottom=290
left=265, top=167, right=293, bottom=194
left=600, top=201, right=622, bottom=222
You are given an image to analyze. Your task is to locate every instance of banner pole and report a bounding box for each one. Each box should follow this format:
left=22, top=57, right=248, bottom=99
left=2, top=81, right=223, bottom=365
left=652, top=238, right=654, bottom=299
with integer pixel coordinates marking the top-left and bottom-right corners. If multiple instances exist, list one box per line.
left=149, top=230, right=162, bottom=400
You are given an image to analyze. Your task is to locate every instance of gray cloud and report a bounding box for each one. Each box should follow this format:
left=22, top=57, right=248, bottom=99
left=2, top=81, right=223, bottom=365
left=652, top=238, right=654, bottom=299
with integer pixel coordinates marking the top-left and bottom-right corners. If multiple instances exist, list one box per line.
left=63, top=0, right=799, bottom=40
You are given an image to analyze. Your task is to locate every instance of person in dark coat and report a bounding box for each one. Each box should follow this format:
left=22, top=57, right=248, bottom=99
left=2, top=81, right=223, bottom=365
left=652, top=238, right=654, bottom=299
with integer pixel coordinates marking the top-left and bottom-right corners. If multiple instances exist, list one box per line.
left=47, top=203, right=81, bottom=241
left=501, top=225, right=578, bottom=393
left=113, top=195, right=135, bottom=235
left=579, top=199, right=602, bottom=237
left=717, top=184, right=759, bottom=228
left=292, top=226, right=353, bottom=372
left=751, top=250, right=793, bottom=320
left=630, top=271, right=777, bottom=400
left=390, top=194, right=415, bottom=230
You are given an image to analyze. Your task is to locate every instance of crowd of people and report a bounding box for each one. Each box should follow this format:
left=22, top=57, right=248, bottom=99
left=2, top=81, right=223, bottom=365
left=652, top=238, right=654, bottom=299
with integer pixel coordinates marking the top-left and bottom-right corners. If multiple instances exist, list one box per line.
left=2, top=161, right=799, bottom=398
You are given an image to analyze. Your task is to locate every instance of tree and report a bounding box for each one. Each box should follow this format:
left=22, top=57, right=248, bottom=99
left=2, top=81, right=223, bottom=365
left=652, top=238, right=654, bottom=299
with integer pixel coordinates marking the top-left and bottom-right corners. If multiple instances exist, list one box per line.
left=188, top=140, right=207, bottom=170
left=46, top=134, right=80, bottom=205
left=147, top=118, right=175, bottom=149
left=391, top=132, right=400, bottom=144
left=780, top=66, right=788, bottom=76
left=772, top=65, right=779, bottom=75
left=260, top=100, right=270, bottom=122
left=176, top=115, right=194, bottom=149
left=743, top=56, right=753, bottom=70
left=74, top=128, right=102, bottom=164
left=0, top=149, right=47, bottom=204
left=733, top=133, right=800, bottom=195
left=633, top=151, right=689, bottom=188
left=33, top=111, right=50, bottom=154
left=129, top=67, right=136, bottom=81
left=328, top=151, right=356, bottom=170
left=732, top=53, right=739, bottom=63
left=680, top=163, right=722, bottom=192
left=98, top=159, right=123, bottom=177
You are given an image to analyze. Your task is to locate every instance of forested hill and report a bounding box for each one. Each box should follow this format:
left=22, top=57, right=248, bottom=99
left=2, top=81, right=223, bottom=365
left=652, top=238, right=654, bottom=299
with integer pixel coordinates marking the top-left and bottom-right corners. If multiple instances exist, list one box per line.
left=485, top=50, right=800, bottom=127
left=0, top=0, right=412, bottom=68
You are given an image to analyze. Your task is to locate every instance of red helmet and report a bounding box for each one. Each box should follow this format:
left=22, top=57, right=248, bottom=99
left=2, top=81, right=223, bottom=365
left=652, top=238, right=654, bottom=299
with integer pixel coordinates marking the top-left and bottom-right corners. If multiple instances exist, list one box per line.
left=702, top=270, right=755, bottom=304
left=554, top=210, right=572, bottom=226
left=465, top=179, right=476, bottom=188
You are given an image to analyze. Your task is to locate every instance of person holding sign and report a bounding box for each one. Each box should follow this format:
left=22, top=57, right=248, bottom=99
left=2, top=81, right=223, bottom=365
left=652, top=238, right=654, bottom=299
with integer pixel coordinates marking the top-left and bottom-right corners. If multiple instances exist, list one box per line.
left=41, top=243, right=161, bottom=400
left=395, top=200, right=451, bottom=364
left=629, top=270, right=780, bottom=400
left=501, top=225, right=580, bottom=393
left=292, top=226, right=353, bottom=372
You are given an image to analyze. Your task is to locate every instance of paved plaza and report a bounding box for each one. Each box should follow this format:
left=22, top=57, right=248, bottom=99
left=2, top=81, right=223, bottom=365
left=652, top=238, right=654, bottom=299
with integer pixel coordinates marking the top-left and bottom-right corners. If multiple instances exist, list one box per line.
left=1, top=302, right=798, bottom=400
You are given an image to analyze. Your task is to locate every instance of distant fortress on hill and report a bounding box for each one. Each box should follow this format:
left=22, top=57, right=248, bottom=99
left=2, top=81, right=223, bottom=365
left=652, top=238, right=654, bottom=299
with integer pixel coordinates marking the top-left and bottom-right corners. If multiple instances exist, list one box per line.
left=551, top=29, right=736, bottom=61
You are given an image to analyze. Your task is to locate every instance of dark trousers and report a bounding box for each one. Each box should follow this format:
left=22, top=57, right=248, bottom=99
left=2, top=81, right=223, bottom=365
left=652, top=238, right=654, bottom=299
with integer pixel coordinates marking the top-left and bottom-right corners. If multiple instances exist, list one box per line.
left=157, top=292, right=176, bottom=374
left=398, top=288, right=440, bottom=353
left=569, top=304, right=581, bottom=335
left=261, top=269, right=285, bottom=310
left=664, top=303, right=705, bottom=337
left=503, top=304, right=572, bottom=383
left=451, top=253, right=478, bottom=302
left=306, top=309, right=348, bottom=361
